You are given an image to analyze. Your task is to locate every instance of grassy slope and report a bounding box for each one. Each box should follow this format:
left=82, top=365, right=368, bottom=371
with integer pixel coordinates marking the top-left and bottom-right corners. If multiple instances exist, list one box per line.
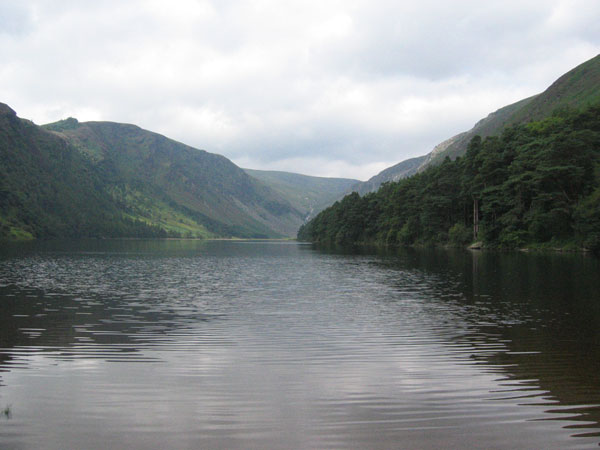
left=244, top=169, right=358, bottom=220
left=48, top=120, right=304, bottom=237
left=106, top=185, right=214, bottom=239
left=348, top=53, right=600, bottom=194
left=425, top=97, right=536, bottom=166
left=1, top=104, right=306, bottom=241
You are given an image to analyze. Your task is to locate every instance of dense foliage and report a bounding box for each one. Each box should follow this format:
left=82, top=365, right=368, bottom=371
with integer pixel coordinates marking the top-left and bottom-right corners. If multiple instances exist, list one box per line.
left=298, top=105, right=600, bottom=251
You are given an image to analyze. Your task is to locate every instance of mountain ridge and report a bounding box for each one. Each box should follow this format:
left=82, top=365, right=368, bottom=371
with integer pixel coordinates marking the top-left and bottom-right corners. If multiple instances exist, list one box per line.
left=349, top=155, right=427, bottom=196
left=353, top=53, right=600, bottom=195
left=1, top=104, right=306, bottom=240
left=50, top=118, right=307, bottom=237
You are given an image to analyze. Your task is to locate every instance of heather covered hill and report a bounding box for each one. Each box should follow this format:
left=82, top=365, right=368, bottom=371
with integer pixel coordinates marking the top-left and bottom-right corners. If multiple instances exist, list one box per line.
left=49, top=119, right=304, bottom=237
left=0, top=104, right=304, bottom=241
left=0, top=104, right=164, bottom=240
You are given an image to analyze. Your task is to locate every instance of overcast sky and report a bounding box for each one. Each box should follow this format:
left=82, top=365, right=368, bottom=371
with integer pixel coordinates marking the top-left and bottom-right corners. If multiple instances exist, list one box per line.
left=1, top=1, right=599, bottom=180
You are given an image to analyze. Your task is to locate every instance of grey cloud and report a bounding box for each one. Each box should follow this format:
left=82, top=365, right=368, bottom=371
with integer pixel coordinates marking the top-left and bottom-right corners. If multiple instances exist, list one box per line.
left=1, top=0, right=599, bottom=180
left=313, top=1, right=599, bottom=81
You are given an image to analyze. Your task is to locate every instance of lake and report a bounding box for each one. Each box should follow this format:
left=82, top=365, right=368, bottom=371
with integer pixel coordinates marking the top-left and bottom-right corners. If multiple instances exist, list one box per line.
left=0, top=240, right=599, bottom=449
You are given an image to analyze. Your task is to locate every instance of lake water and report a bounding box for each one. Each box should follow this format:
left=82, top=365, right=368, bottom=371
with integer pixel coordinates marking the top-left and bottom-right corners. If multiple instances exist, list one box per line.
left=0, top=240, right=599, bottom=449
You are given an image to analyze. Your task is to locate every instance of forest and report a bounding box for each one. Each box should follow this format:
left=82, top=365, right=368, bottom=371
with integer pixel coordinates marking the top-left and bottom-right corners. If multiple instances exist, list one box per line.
left=298, top=104, right=600, bottom=252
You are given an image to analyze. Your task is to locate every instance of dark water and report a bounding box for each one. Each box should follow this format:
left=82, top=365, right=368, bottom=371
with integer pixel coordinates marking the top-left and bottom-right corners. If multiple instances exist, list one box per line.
left=0, top=240, right=599, bottom=449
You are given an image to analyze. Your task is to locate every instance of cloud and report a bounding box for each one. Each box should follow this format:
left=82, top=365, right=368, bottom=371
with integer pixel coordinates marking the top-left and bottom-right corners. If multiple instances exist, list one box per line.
left=0, top=1, right=33, bottom=36
left=1, top=0, right=599, bottom=180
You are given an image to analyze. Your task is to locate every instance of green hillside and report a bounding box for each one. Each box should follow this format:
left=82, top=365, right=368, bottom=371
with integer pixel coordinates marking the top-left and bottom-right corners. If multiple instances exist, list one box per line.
left=50, top=120, right=304, bottom=237
left=244, top=169, right=358, bottom=221
left=0, top=103, right=304, bottom=241
left=299, top=104, right=600, bottom=251
left=0, top=104, right=165, bottom=240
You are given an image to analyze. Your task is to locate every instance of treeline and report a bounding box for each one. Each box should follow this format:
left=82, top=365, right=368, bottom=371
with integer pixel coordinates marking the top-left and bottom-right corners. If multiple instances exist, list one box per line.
left=298, top=105, right=600, bottom=251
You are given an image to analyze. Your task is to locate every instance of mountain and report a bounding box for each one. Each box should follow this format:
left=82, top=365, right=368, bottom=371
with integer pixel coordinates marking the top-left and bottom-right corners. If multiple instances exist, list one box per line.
left=349, top=155, right=427, bottom=196
left=0, top=104, right=305, bottom=240
left=355, top=53, right=600, bottom=195
left=48, top=119, right=306, bottom=237
left=0, top=104, right=161, bottom=240
left=244, top=169, right=358, bottom=221
left=418, top=96, right=536, bottom=169
left=420, top=53, right=600, bottom=168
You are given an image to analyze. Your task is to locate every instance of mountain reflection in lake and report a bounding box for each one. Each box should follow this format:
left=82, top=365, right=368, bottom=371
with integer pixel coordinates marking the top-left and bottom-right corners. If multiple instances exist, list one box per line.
left=0, top=240, right=599, bottom=449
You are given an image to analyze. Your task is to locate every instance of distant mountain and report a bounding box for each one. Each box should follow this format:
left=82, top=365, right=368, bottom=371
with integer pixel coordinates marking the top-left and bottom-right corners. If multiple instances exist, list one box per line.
left=349, top=155, right=427, bottom=196
left=244, top=169, right=358, bottom=221
left=355, top=53, right=600, bottom=195
left=0, top=104, right=304, bottom=240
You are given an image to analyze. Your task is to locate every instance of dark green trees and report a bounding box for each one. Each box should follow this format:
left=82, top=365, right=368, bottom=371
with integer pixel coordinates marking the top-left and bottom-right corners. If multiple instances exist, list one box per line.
left=298, top=105, right=600, bottom=251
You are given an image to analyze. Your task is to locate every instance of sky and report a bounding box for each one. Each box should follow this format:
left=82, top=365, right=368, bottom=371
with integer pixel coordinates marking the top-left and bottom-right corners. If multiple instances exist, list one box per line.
left=1, top=1, right=599, bottom=180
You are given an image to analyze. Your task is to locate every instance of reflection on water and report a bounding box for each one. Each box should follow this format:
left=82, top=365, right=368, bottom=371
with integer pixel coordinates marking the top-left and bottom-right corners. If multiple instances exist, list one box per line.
left=0, top=240, right=599, bottom=449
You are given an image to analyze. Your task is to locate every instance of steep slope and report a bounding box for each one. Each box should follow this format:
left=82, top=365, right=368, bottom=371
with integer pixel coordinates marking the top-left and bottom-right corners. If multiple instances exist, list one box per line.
left=350, top=154, right=427, bottom=196
left=44, top=119, right=304, bottom=238
left=0, top=103, right=304, bottom=240
left=244, top=169, right=358, bottom=221
left=418, top=99, right=533, bottom=168
left=356, top=54, right=600, bottom=195
left=0, top=104, right=164, bottom=240
left=422, top=53, right=600, bottom=168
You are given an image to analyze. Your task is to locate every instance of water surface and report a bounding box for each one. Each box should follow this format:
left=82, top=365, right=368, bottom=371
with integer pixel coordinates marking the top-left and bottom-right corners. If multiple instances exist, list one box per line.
left=0, top=240, right=599, bottom=449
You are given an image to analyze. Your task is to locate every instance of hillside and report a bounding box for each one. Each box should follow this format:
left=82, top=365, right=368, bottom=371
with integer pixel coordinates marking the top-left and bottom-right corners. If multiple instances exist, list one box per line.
left=49, top=119, right=304, bottom=237
left=299, top=104, right=600, bottom=251
left=350, top=155, right=427, bottom=196
left=418, top=98, right=534, bottom=168
left=355, top=54, right=600, bottom=194
left=244, top=169, right=358, bottom=221
left=423, top=53, right=600, bottom=168
left=0, top=104, right=164, bottom=240
left=0, top=104, right=305, bottom=241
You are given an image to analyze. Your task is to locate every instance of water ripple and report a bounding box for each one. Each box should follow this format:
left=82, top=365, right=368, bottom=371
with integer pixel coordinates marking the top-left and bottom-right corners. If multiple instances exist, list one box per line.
left=0, top=241, right=598, bottom=449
